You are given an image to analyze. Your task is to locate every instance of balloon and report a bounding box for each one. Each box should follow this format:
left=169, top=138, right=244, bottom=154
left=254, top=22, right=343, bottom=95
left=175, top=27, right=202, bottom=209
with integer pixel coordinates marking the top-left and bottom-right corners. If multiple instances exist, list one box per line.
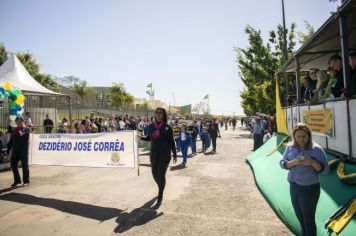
left=13, top=89, right=22, bottom=95
left=16, top=98, right=24, bottom=105
left=10, top=109, right=17, bottom=115
left=8, top=92, right=17, bottom=101
left=17, top=94, right=25, bottom=100
left=3, top=91, right=9, bottom=98
left=9, top=101, right=17, bottom=109
left=4, top=82, right=12, bottom=91
left=16, top=112, right=22, bottom=118
left=0, top=87, right=5, bottom=94
left=0, top=93, right=4, bottom=99
left=10, top=120, right=16, bottom=127
left=9, top=115, right=17, bottom=121
left=16, top=105, right=22, bottom=111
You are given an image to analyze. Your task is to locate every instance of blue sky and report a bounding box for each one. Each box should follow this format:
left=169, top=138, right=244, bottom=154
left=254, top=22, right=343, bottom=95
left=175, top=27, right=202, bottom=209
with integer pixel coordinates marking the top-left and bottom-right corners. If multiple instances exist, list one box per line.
left=0, top=0, right=338, bottom=115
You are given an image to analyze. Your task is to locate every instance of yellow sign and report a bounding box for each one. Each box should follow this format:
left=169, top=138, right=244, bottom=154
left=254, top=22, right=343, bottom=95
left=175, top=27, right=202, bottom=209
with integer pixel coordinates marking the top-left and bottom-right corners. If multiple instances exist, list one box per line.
left=303, top=108, right=334, bottom=138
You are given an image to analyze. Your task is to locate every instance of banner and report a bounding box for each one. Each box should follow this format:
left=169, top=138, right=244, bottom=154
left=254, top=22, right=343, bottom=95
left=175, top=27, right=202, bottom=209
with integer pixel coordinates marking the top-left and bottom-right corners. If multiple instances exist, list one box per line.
left=29, top=131, right=138, bottom=168
left=275, top=80, right=289, bottom=135
left=303, top=108, right=334, bottom=138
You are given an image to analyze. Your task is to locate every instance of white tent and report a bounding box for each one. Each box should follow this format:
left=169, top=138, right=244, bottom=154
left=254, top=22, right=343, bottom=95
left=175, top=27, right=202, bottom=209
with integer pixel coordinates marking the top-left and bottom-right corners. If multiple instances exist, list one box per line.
left=0, top=54, right=64, bottom=96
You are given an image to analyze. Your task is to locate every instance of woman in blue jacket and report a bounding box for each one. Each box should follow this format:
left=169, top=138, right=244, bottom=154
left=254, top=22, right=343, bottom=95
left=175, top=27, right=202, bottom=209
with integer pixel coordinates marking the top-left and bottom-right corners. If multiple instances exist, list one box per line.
left=280, top=123, right=329, bottom=236
left=177, top=124, right=192, bottom=167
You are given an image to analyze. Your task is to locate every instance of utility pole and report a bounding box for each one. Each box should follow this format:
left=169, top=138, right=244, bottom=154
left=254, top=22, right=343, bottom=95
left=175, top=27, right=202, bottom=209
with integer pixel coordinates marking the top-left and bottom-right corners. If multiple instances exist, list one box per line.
left=282, top=0, right=289, bottom=106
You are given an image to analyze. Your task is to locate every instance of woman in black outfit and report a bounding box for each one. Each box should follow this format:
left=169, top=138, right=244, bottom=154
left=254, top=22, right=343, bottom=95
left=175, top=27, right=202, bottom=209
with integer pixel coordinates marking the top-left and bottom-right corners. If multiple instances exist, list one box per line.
left=140, top=108, right=177, bottom=208
left=7, top=117, right=31, bottom=187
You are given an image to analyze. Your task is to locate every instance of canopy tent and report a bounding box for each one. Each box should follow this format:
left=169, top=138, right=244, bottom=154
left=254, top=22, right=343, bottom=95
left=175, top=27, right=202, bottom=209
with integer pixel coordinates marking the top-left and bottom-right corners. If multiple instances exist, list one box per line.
left=0, top=54, right=65, bottom=96
left=281, top=0, right=356, bottom=73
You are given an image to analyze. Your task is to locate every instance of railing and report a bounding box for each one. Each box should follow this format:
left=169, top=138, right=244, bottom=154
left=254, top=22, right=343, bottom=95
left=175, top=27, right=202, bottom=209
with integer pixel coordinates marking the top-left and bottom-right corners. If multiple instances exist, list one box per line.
left=283, top=97, right=355, bottom=159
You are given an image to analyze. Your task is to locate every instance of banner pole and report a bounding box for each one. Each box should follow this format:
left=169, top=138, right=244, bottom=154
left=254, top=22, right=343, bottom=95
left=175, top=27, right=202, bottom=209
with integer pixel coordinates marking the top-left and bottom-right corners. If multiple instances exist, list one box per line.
left=137, top=132, right=140, bottom=176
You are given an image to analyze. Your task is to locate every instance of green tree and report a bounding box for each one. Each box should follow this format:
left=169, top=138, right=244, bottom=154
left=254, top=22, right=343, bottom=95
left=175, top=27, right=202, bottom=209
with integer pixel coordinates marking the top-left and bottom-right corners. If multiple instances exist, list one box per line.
left=34, top=73, right=60, bottom=92
left=236, top=24, right=297, bottom=116
left=54, top=75, right=81, bottom=88
left=16, top=52, right=40, bottom=77
left=298, top=21, right=315, bottom=44
left=73, top=80, right=95, bottom=105
left=108, top=83, right=134, bottom=108
left=0, top=43, right=8, bottom=66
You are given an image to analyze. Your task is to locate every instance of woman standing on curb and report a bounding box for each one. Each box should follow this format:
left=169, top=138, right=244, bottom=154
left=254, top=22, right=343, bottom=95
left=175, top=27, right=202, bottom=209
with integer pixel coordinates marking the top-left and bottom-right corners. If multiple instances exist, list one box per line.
left=140, top=108, right=177, bottom=208
left=280, top=123, right=329, bottom=236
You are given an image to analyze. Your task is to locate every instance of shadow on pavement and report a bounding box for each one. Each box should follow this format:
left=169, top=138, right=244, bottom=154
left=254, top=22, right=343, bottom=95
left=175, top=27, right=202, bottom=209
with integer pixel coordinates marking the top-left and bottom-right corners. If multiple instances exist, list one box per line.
left=170, top=164, right=186, bottom=171
left=0, top=187, right=19, bottom=195
left=0, top=192, right=124, bottom=221
left=114, top=197, right=163, bottom=233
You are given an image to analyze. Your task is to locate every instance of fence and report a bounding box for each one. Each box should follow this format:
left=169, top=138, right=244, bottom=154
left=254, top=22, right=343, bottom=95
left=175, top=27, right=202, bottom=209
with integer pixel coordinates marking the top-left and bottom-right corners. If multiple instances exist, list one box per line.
left=283, top=97, right=355, bottom=159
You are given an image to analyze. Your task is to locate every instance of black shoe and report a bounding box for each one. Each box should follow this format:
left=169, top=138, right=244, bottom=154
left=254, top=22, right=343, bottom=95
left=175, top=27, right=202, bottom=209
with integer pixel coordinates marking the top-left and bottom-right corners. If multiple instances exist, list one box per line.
left=182, top=162, right=186, bottom=167
left=11, top=182, right=21, bottom=188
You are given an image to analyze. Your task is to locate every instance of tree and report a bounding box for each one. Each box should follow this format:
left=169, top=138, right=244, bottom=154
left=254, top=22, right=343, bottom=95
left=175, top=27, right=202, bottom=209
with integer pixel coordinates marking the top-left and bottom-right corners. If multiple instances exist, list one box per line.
left=73, top=80, right=95, bottom=105
left=34, top=73, right=59, bottom=92
left=108, top=83, right=134, bottom=108
left=298, top=21, right=315, bottom=44
left=54, top=75, right=81, bottom=88
left=236, top=24, right=297, bottom=115
left=16, top=52, right=40, bottom=77
left=0, top=43, right=8, bottom=66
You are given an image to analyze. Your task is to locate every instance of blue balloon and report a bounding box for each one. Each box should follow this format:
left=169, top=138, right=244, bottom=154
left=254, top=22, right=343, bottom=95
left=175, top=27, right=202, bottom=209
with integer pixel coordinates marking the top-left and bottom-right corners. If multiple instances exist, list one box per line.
left=16, top=112, right=22, bottom=118
left=0, top=87, right=5, bottom=94
left=16, top=105, right=22, bottom=111
left=9, top=109, right=17, bottom=115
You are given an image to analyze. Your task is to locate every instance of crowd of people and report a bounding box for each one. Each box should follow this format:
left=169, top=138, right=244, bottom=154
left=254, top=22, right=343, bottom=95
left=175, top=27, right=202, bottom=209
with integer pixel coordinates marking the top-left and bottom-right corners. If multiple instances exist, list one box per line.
left=286, top=52, right=356, bottom=105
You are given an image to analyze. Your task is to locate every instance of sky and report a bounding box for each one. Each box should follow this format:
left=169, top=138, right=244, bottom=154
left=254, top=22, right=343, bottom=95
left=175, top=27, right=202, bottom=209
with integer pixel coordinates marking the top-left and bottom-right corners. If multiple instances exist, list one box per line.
left=0, top=0, right=339, bottom=115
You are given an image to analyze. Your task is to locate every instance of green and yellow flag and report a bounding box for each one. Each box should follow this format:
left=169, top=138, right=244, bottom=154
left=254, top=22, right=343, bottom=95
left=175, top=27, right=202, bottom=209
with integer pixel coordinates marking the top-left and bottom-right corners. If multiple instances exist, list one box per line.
left=275, top=79, right=289, bottom=135
left=203, top=94, right=209, bottom=100
left=146, top=83, right=152, bottom=88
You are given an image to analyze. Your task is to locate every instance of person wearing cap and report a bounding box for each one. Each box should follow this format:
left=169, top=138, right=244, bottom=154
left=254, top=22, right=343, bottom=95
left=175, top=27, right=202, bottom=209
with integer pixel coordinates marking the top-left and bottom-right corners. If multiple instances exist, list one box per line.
left=140, top=108, right=177, bottom=208
left=7, top=117, right=31, bottom=187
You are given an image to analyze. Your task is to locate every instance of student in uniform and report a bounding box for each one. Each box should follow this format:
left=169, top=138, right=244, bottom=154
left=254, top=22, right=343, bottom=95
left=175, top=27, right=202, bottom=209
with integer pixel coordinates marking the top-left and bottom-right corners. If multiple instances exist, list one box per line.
left=280, top=123, right=329, bottom=236
left=140, top=108, right=177, bottom=208
left=177, top=124, right=192, bottom=167
left=7, top=117, right=31, bottom=187
left=208, top=118, right=221, bottom=154
left=189, top=121, right=199, bottom=156
left=200, top=126, right=210, bottom=153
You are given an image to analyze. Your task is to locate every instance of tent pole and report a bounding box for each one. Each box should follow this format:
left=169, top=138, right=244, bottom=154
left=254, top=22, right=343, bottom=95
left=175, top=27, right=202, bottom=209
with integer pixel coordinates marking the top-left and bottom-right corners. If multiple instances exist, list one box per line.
left=338, top=14, right=351, bottom=91
left=295, top=57, right=301, bottom=105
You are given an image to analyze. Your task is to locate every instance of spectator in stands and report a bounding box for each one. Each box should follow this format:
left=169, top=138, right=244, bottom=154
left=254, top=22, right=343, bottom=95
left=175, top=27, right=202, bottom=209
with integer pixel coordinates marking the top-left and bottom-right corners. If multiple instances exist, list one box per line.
left=43, top=114, right=54, bottom=133
left=328, top=55, right=344, bottom=98
left=323, top=67, right=337, bottom=100
left=109, top=115, right=117, bottom=132
left=345, top=51, right=356, bottom=97
left=314, top=70, right=329, bottom=101
left=58, top=118, right=68, bottom=133
left=303, top=76, right=313, bottom=102
left=309, top=69, right=318, bottom=92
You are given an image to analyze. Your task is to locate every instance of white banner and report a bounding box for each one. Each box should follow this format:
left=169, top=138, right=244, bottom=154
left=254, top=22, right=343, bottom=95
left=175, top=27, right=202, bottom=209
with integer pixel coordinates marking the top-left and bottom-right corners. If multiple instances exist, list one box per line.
left=29, top=131, right=138, bottom=168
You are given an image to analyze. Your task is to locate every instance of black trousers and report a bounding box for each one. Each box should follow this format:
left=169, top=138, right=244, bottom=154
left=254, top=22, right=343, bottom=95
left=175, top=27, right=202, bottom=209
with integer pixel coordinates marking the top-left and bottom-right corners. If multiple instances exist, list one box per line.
left=253, top=133, right=263, bottom=151
left=211, top=135, right=217, bottom=151
left=11, top=154, right=30, bottom=184
left=290, top=182, right=320, bottom=236
left=150, top=157, right=170, bottom=200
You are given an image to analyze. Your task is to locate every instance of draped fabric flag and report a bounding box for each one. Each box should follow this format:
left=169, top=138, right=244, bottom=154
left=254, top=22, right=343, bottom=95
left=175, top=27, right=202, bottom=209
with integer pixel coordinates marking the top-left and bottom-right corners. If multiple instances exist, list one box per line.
left=203, top=94, right=209, bottom=100
left=275, top=80, right=289, bottom=135
left=146, top=83, right=152, bottom=88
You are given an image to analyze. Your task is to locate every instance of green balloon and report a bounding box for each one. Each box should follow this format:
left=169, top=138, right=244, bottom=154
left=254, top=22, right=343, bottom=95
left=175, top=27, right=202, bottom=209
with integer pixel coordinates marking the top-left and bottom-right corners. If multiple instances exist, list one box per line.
left=9, top=101, right=17, bottom=109
left=13, top=89, right=22, bottom=96
left=3, top=91, right=9, bottom=98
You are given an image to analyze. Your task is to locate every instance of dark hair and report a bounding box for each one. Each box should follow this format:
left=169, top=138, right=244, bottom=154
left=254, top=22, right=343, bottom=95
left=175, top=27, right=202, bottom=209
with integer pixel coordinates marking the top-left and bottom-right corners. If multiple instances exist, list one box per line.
left=15, top=117, right=24, bottom=122
left=350, top=51, right=356, bottom=58
left=328, top=54, right=342, bottom=64
left=155, top=107, right=168, bottom=123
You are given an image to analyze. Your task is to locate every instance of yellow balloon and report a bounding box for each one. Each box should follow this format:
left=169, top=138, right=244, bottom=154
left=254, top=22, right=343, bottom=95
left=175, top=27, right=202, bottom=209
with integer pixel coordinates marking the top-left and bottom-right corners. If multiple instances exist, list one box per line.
left=4, top=82, right=12, bottom=91
left=17, top=94, right=25, bottom=100
left=16, top=98, right=24, bottom=105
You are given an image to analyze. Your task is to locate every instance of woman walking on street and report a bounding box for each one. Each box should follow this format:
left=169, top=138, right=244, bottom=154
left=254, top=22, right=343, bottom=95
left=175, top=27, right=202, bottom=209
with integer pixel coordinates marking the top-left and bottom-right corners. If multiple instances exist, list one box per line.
left=280, top=123, right=329, bottom=236
left=140, top=108, right=177, bottom=208
left=208, top=118, right=221, bottom=154
left=7, top=117, right=31, bottom=187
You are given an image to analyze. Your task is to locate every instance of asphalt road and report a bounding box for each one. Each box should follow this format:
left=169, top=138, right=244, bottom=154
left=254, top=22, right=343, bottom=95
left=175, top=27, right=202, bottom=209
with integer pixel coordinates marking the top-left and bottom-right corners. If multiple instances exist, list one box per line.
left=0, top=127, right=292, bottom=236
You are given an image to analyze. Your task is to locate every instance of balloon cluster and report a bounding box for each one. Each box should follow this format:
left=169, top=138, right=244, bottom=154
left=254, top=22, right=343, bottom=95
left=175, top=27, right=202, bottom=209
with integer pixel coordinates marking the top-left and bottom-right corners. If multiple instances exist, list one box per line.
left=0, top=82, right=25, bottom=123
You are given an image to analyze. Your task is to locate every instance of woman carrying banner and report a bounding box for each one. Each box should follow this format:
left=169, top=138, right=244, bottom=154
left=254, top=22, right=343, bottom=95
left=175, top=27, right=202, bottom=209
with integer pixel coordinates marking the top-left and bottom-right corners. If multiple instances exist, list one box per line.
left=7, top=117, right=31, bottom=187
left=280, top=123, right=329, bottom=236
left=140, top=108, right=177, bottom=208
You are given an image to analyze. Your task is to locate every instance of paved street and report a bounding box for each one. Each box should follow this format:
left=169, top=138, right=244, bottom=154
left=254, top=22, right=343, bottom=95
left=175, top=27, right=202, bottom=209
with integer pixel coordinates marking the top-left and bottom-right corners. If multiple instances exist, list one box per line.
left=0, top=127, right=291, bottom=236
